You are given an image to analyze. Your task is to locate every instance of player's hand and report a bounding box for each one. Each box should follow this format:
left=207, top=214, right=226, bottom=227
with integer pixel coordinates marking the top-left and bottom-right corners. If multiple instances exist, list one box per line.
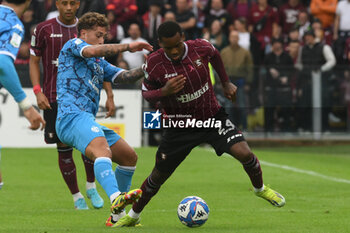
left=128, top=42, right=153, bottom=53
left=222, top=82, right=237, bottom=103
left=23, top=106, right=46, bottom=131
left=161, top=75, right=186, bottom=96
left=35, top=92, right=51, bottom=110
left=105, top=97, right=116, bottom=118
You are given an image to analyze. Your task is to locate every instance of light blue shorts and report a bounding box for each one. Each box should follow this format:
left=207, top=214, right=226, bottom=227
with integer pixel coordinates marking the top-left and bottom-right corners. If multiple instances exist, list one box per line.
left=56, top=112, right=120, bottom=155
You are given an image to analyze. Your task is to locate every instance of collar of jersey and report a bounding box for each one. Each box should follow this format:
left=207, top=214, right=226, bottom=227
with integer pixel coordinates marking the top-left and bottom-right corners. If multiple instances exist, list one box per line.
left=0, top=5, right=15, bottom=12
left=55, top=16, right=78, bottom=28
left=164, top=42, right=188, bottom=62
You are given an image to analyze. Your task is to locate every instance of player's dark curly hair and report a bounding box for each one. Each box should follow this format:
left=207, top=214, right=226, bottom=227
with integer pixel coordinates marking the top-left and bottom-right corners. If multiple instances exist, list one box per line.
left=4, top=0, right=27, bottom=4
left=77, top=12, right=109, bottom=37
left=157, top=21, right=183, bottom=41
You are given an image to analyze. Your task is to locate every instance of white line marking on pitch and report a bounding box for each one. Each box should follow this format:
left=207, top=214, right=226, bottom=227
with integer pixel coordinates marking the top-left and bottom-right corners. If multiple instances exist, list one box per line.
left=260, top=160, right=350, bottom=184
left=202, top=148, right=350, bottom=184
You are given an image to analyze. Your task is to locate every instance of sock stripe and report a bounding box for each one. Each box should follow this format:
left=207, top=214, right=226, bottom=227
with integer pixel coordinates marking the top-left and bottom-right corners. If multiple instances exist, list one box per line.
left=117, top=165, right=136, bottom=171
left=95, top=157, right=112, bottom=165
left=243, top=155, right=257, bottom=168
left=57, top=147, right=73, bottom=152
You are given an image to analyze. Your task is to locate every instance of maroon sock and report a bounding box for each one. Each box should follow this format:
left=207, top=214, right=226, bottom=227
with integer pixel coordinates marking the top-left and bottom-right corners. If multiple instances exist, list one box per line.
left=242, top=154, right=263, bottom=189
left=81, top=154, right=95, bottom=183
left=58, top=147, right=79, bottom=194
left=132, top=176, right=160, bottom=213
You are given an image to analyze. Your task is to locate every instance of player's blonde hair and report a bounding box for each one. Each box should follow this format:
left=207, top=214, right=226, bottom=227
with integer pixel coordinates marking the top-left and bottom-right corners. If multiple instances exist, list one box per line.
left=77, top=12, right=109, bottom=36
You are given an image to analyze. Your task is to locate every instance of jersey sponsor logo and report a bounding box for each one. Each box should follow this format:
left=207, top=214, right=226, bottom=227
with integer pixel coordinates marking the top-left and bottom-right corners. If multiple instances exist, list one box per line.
left=143, top=110, right=161, bottom=129
left=91, top=126, right=100, bottom=132
left=50, top=33, right=63, bottom=38
left=10, top=32, right=22, bottom=48
left=164, top=72, right=178, bottom=79
left=12, top=24, right=23, bottom=32
left=176, top=82, right=209, bottom=103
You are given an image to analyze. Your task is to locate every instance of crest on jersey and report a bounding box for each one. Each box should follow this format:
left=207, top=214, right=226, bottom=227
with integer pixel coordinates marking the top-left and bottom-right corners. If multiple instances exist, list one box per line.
left=10, top=32, right=22, bottom=48
left=194, top=58, right=202, bottom=67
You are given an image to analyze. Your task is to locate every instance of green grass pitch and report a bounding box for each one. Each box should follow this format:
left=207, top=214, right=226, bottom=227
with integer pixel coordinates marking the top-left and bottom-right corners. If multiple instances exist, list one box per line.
left=0, top=145, right=350, bottom=233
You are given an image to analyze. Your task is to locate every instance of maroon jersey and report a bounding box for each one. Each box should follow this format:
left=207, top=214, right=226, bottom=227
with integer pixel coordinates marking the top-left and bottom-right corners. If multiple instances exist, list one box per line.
left=142, top=39, right=228, bottom=120
left=30, top=17, right=77, bottom=103
left=279, top=3, right=305, bottom=35
left=248, top=4, right=279, bottom=48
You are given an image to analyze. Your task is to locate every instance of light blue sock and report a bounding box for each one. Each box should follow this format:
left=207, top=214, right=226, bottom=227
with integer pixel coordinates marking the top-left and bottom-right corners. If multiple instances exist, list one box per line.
left=94, top=157, right=119, bottom=198
left=115, top=165, right=135, bottom=192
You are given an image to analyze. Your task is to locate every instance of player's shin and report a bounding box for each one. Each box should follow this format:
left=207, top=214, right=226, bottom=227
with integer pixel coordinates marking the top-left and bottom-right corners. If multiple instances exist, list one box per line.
left=93, top=157, right=120, bottom=201
left=132, top=176, right=161, bottom=214
left=241, top=154, right=263, bottom=190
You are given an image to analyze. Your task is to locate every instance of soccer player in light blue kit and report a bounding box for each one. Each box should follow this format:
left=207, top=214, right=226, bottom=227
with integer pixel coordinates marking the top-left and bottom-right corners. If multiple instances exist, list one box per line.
left=56, top=12, right=153, bottom=227
left=0, top=0, right=45, bottom=130
left=0, top=0, right=46, bottom=190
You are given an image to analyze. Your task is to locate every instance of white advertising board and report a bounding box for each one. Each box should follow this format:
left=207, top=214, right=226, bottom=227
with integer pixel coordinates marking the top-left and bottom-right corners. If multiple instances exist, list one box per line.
left=0, top=89, right=142, bottom=148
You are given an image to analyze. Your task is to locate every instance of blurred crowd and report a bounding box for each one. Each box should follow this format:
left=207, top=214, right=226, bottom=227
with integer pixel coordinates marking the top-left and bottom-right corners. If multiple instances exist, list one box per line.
left=7, top=0, right=350, bottom=132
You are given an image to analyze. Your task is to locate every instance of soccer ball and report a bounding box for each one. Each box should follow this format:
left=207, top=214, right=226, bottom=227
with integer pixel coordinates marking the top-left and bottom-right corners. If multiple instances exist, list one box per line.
left=177, top=196, right=209, bottom=227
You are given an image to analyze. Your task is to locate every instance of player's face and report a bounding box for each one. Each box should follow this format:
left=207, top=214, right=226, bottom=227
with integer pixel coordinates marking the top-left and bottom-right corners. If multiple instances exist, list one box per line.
left=159, top=32, right=185, bottom=63
left=81, top=26, right=107, bottom=45
left=56, top=0, right=80, bottom=24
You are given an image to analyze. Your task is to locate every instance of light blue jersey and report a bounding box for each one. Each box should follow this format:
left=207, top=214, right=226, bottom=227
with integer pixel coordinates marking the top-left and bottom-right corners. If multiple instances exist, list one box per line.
left=57, top=38, right=124, bottom=118
left=56, top=38, right=123, bottom=155
left=0, top=5, right=24, bottom=60
left=0, top=5, right=26, bottom=102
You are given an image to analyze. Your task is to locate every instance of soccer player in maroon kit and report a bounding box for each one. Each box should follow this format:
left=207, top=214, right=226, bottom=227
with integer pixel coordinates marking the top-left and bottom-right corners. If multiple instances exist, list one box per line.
left=115, top=21, right=286, bottom=227
left=29, top=0, right=108, bottom=210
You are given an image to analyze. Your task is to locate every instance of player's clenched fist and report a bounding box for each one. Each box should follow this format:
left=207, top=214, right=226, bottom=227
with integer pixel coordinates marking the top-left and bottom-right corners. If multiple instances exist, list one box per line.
left=161, top=75, right=186, bottom=96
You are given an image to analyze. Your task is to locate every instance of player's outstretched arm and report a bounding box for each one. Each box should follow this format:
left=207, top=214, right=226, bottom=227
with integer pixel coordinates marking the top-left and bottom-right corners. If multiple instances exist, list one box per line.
left=113, top=68, right=145, bottom=84
left=82, top=41, right=153, bottom=58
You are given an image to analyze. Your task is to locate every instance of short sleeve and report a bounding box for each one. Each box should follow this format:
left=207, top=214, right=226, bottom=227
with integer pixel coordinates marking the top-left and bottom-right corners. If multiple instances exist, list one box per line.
left=0, top=21, right=24, bottom=60
left=30, top=25, right=45, bottom=56
left=69, top=38, right=91, bottom=58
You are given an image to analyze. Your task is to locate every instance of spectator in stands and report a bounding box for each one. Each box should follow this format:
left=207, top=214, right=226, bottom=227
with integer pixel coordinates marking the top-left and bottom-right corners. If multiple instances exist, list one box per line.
left=106, top=0, right=138, bottom=29
left=287, top=39, right=301, bottom=64
left=120, top=23, right=150, bottom=71
left=279, top=0, right=305, bottom=37
left=226, top=0, right=253, bottom=21
left=310, top=0, right=337, bottom=30
left=296, top=10, right=311, bottom=40
left=220, top=30, right=254, bottom=129
left=263, top=38, right=294, bottom=132
left=296, top=29, right=336, bottom=131
left=76, top=0, right=108, bottom=17
left=287, top=26, right=300, bottom=44
left=142, top=0, right=163, bottom=50
left=204, top=0, right=232, bottom=34
left=174, top=0, right=197, bottom=39
left=248, top=0, right=280, bottom=58
left=105, top=4, right=125, bottom=43
left=191, top=0, right=208, bottom=31
left=164, top=10, right=176, bottom=22
left=312, top=18, right=332, bottom=45
left=203, top=19, right=228, bottom=51
left=333, top=0, right=350, bottom=65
